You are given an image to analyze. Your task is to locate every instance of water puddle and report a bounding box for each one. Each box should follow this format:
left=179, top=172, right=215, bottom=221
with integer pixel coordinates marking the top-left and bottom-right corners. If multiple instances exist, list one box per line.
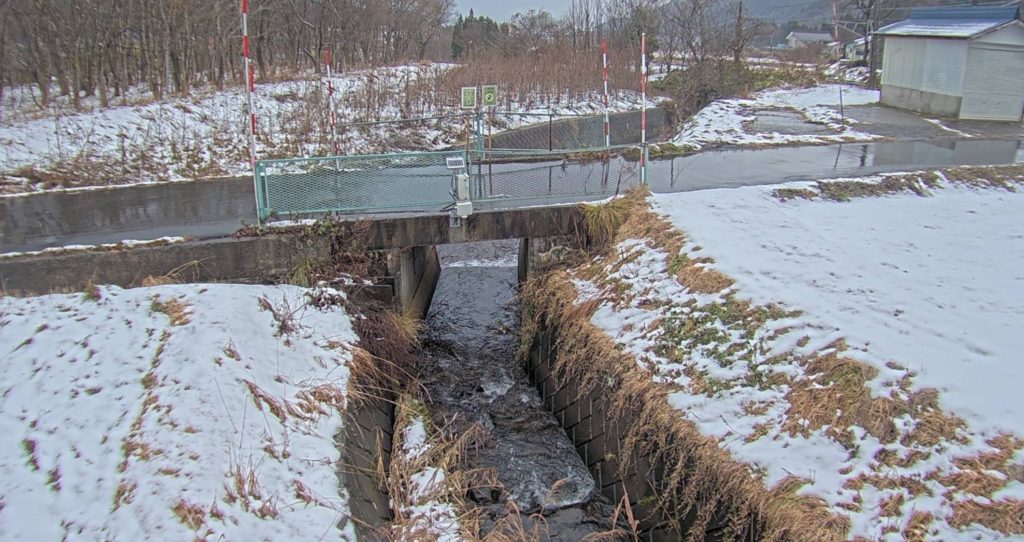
left=419, top=240, right=619, bottom=539
left=749, top=109, right=834, bottom=135
left=648, top=138, right=1023, bottom=192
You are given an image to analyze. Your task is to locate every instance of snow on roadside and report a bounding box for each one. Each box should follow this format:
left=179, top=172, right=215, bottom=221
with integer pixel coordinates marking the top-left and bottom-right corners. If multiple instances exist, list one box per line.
left=1, top=64, right=653, bottom=194
left=672, top=84, right=881, bottom=151
left=0, top=237, right=186, bottom=259
left=0, top=284, right=358, bottom=540
left=573, top=174, right=1024, bottom=540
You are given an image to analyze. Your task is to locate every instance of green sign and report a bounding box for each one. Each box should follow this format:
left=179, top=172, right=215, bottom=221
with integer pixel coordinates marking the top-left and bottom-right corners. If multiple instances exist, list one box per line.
left=461, top=86, right=477, bottom=109
left=481, top=85, right=498, bottom=107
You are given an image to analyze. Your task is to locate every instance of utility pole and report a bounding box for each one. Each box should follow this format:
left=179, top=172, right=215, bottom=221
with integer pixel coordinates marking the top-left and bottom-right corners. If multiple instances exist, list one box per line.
left=734, top=1, right=744, bottom=63
left=868, top=0, right=881, bottom=88
left=241, top=0, right=256, bottom=169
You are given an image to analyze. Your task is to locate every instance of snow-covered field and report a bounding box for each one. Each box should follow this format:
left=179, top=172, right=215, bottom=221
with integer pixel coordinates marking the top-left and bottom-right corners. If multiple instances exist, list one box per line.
left=0, top=64, right=651, bottom=194
left=574, top=172, right=1024, bottom=540
left=0, top=284, right=358, bottom=540
left=672, top=84, right=881, bottom=151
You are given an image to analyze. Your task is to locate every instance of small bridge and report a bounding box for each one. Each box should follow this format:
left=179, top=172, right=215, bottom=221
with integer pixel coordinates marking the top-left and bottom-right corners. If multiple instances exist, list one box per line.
left=2, top=113, right=664, bottom=307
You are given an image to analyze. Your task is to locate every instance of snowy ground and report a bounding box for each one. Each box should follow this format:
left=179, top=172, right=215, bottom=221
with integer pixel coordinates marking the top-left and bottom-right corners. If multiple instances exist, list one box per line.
left=574, top=171, right=1024, bottom=540
left=0, top=64, right=652, bottom=194
left=0, top=284, right=358, bottom=540
left=671, top=84, right=882, bottom=151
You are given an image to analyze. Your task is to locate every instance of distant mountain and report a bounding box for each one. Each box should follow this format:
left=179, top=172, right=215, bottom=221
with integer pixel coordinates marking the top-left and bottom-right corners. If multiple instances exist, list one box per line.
left=744, top=0, right=834, bottom=25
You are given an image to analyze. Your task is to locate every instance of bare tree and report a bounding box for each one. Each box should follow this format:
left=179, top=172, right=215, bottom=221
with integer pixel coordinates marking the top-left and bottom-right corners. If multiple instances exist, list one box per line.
left=1, top=0, right=457, bottom=108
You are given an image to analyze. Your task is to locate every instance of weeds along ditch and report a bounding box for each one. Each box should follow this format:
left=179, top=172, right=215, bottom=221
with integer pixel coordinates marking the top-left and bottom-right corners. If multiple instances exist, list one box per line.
left=324, top=196, right=782, bottom=539
left=330, top=239, right=635, bottom=540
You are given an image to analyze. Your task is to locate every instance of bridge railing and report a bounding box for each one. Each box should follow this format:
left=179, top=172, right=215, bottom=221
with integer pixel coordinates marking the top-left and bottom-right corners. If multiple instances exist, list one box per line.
left=254, top=145, right=648, bottom=222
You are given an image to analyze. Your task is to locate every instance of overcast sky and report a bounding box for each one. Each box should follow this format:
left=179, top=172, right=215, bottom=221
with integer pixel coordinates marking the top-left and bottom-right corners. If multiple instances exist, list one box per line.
left=454, top=0, right=571, bottom=21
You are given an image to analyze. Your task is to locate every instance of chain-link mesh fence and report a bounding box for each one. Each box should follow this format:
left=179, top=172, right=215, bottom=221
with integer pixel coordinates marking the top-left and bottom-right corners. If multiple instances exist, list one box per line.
left=465, top=147, right=644, bottom=210
left=255, top=145, right=648, bottom=222
left=255, top=151, right=464, bottom=220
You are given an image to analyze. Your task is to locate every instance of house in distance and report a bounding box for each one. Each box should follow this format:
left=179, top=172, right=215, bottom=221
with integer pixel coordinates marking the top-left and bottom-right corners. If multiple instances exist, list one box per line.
left=785, top=30, right=834, bottom=49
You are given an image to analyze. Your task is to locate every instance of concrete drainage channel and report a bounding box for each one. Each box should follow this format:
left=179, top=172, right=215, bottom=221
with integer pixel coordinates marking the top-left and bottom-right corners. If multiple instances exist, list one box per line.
left=339, top=239, right=710, bottom=541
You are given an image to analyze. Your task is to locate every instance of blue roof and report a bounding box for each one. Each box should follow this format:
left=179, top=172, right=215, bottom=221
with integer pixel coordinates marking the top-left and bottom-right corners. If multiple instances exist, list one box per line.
left=877, top=6, right=1021, bottom=38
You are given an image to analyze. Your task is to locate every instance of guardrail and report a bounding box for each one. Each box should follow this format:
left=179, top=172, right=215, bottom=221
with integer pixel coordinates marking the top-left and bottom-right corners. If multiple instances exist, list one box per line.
left=254, top=145, right=648, bottom=222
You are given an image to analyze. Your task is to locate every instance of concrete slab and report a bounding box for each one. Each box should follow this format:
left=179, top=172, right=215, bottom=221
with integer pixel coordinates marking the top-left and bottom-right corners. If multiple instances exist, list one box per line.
left=845, top=104, right=1024, bottom=139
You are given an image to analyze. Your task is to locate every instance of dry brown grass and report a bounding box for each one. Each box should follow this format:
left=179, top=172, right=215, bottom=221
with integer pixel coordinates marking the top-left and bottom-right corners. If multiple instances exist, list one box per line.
left=150, top=296, right=191, bottom=326
left=292, top=383, right=346, bottom=419
left=244, top=380, right=287, bottom=423
left=384, top=393, right=489, bottom=540
left=20, top=439, right=40, bottom=471
left=519, top=270, right=849, bottom=541
left=224, top=461, right=265, bottom=510
left=580, top=197, right=634, bottom=248
left=112, top=481, right=136, bottom=511
left=552, top=189, right=1024, bottom=536
left=902, top=511, right=933, bottom=542
left=949, top=499, right=1024, bottom=535
left=943, top=164, right=1024, bottom=190
left=172, top=499, right=206, bottom=530
left=387, top=309, right=423, bottom=350
left=770, top=164, right=1024, bottom=203
left=674, top=259, right=735, bottom=294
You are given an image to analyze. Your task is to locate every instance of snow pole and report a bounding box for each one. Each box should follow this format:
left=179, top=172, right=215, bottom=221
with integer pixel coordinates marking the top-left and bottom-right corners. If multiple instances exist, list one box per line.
left=325, top=47, right=339, bottom=155
left=241, top=0, right=256, bottom=169
left=832, top=0, right=846, bottom=126
left=640, top=32, right=648, bottom=185
left=602, top=39, right=610, bottom=148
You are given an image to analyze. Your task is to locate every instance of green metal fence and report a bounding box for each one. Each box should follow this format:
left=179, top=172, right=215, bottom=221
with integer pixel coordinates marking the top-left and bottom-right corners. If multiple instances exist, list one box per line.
left=254, top=145, right=648, bottom=222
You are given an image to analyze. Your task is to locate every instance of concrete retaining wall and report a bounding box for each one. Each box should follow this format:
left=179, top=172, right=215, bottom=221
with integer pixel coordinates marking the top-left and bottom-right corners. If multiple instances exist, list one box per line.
left=387, top=245, right=441, bottom=319
left=339, top=393, right=395, bottom=541
left=489, top=108, right=672, bottom=150
left=0, top=235, right=333, bottom=295
left=881, top=85, right=962, bottom=118
left=526, top=326, right=678, bottom=541
left=0, top=206, right=583, bottom=296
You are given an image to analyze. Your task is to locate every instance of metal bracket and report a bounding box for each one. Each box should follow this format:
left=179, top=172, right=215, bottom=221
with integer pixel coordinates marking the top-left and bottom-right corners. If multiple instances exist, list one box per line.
left=449, top=212, right=462, bottom=228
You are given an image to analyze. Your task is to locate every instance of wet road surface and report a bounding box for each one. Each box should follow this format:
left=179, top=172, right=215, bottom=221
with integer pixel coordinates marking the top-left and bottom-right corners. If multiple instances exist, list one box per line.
left=2, top=137, right=1021, bottom=253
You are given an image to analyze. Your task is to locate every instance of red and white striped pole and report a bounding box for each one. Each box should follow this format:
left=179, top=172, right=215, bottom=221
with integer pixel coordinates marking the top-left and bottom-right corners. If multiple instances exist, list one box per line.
left=640, top=32, right=648, bottom=184
left=602, top=40, right=610, bottom=148
left=241, top=0, right=256, bottom=169
left=325, top=47, right=339, bottom=155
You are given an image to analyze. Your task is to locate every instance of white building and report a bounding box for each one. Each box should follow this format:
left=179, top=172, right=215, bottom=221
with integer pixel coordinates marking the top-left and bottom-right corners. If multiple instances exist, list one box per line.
left=877, top=6, right=1024, bottom=121
left=845, top=37, right=867, bottom=62
left=785, top=31, right=833, bottom=49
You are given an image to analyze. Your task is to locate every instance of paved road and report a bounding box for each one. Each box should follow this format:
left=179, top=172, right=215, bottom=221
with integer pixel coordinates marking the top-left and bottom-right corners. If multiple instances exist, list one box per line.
left=2, top=136, right=1021, bottom=254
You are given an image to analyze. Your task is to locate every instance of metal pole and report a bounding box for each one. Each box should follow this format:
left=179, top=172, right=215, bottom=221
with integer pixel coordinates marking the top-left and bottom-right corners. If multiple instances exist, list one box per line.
left=487, top=111, right=493, bottom=196
left=832, top=0, right=846, bottom=126
left=548, top=109, right=553, bottom=151
left=602, top=40, right=610, bottom=148
left=641, top=32, right=648, bottom=185
left=241, top=0, right=256, bottom=169
left=325, top=47, right=339, bottom=155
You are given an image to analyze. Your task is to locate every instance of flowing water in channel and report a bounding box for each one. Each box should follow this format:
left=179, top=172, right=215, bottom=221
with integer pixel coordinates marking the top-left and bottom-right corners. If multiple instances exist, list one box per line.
left=419, top=240, right=619, bottom=539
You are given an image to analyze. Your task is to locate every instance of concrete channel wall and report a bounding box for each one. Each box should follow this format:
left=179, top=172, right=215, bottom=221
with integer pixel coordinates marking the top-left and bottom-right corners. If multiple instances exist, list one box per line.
left=488, top=108, right=672, bottom=150
left=339, top=393, right=395, bottom=540
left=526, top=326, right=677, bottom=540
left=517, top=237, right=744, bottom=541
